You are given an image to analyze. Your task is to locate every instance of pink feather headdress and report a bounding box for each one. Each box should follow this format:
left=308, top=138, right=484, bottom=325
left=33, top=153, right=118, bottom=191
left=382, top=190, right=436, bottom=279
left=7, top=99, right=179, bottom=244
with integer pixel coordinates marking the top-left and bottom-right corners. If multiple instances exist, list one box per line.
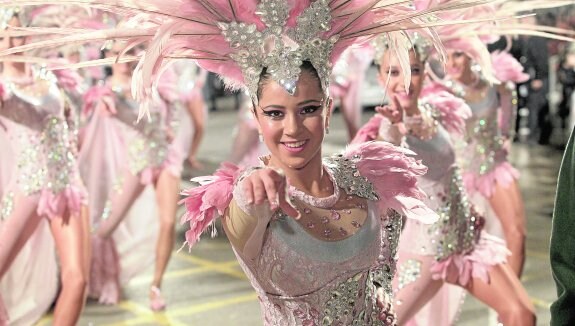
left=415, top=0, right=575, bottom=84
left=0, top=0, right=528, bottom=117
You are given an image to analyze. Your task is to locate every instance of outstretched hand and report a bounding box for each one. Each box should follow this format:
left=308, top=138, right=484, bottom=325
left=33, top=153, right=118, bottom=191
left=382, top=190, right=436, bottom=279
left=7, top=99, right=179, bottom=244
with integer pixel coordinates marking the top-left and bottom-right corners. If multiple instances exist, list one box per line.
left=242, top=168, right=301, bottom=219
left=376, top=96, right=403, bottom=124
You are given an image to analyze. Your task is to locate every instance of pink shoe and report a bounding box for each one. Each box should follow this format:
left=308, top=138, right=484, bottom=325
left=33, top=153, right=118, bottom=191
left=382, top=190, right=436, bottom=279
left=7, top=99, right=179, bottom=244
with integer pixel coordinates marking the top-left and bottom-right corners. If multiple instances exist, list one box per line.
left=150, top=286, right=166, bottom=311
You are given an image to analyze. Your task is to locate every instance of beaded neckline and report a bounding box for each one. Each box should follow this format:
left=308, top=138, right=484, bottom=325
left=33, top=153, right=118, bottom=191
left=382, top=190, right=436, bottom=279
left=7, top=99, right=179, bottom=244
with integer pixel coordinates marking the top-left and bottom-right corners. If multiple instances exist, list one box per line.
left=288, top=167, right=340, bottom=209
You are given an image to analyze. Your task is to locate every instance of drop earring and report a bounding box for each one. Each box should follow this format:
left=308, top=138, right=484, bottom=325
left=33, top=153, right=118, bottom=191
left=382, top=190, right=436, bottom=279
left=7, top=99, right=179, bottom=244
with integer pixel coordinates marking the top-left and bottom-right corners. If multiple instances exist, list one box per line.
left=325, top=126, right=330, bottom=134
left=259, top=133, right=264, bottom=142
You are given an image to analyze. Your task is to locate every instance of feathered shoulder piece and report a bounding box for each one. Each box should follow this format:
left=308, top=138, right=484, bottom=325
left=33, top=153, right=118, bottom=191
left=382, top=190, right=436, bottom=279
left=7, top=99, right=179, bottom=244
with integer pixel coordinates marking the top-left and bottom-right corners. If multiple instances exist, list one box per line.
left=420, top=85, right=471, bottom=137
left=327, top=141, right=437, bottom=224
left=180, top=162, right=242, bottom=250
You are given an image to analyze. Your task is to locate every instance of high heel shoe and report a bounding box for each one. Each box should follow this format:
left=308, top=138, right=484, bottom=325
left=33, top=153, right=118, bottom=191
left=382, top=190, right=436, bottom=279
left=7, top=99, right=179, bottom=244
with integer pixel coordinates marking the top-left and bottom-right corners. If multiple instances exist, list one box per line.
left=150, top=286, right=166, bottom=311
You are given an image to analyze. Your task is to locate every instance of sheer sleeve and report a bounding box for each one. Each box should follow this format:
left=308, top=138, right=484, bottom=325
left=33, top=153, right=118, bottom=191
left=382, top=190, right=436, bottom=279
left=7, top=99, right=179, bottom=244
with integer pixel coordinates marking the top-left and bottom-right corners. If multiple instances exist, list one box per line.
left=224, top=197, right=274, bottom=261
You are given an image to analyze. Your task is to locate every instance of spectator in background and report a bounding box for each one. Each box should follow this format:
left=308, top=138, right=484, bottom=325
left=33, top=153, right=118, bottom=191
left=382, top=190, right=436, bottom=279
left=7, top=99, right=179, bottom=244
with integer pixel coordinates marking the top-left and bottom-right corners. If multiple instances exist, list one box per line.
left=558, top=43, right=575, bottom=134
left=523, top=15, right=552, bottom=144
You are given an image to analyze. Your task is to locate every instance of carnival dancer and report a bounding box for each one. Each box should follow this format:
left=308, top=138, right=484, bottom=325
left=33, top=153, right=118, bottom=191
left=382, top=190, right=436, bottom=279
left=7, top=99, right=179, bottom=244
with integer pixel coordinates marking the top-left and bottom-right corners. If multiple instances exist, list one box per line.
left=79, top=41, right=186, bottom=310
left=0, top=7, right=90, bottom=325
left=415, top=0, right=574, bottom=277
left=353, top=35, right=535, bottom=325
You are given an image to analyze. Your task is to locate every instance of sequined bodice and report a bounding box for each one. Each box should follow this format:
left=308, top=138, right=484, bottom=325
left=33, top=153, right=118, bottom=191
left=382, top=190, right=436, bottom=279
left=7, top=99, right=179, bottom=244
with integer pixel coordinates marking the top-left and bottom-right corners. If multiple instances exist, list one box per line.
left=1, top=77, right=62, bottom=130
left=405, top=120, right=482, bottom=262
left=108, top=87, right=169, bottom=175
left=0, top=75, right=78, bottom=196
left=459, top=86, right=505, bottom=176
left=233, top=159, right=402, bottom=325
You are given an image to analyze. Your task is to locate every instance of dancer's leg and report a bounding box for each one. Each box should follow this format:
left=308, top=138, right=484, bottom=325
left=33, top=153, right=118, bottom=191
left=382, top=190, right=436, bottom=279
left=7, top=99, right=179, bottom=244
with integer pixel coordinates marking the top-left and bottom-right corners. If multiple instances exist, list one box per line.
left=49, top=211, right=88, bottom=326
left=463, top=263, right=535, bottom=326
left=393, top=252, right=443, bottom=324
left=488, top=180, right=526, bottom=276
left=152, top=170, right=179, bottom=287
left=95, top=171, right=145, bottom=238
left=0, top=192, right=42, bottom=278
left=186, top=94, right=206, bottom=169
left=80, top=205, right=91, bottom=293
left=150, top=170, right=179, bottom=309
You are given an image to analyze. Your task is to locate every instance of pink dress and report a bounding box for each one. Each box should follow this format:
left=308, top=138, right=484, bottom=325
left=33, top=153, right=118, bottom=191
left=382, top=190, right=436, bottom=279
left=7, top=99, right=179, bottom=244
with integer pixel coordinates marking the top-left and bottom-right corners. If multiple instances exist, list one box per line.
left=80, top=80, right=184, bottom=302
left=448, top=51, right=528, bottom=200
left=180, top=142, right=439, bottom=325
left=457, top=85, right=519, bottom=198
left=0, top=68, right=85, bottom=325
left=352, top=89, right=509, bottom=325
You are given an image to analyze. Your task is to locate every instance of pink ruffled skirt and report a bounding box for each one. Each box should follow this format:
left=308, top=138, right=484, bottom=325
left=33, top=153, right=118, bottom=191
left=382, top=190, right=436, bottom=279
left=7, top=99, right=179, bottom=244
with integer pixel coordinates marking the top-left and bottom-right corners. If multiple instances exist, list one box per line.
left=37, top=185, right=86, bottom=219
left=430, top=231, right=510, bottom=286
left=463, top=161, right=520, bottom=198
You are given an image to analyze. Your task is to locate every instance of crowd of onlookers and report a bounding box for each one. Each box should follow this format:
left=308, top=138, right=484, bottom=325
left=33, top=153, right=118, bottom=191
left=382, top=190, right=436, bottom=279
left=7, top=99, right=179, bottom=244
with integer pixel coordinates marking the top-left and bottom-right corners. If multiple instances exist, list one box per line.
left=487, top=5, right=575, bottom=148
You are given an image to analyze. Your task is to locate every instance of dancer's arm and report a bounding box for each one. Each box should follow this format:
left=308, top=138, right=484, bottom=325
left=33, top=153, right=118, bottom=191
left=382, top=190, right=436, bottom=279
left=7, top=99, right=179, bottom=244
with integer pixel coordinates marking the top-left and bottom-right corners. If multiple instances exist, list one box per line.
left=224, top=168, right=300, bottom=261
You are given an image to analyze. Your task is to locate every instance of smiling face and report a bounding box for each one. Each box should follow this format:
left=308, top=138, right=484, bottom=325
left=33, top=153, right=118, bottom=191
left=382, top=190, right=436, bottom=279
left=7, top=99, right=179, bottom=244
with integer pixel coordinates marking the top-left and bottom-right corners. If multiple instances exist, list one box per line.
left=378, top=50, right=425, bottom=110
left=0, top=15, right=25, bottom=53
left=446, top=49, right=473, bottom=82
left=255, top=67, right=330, bottom=171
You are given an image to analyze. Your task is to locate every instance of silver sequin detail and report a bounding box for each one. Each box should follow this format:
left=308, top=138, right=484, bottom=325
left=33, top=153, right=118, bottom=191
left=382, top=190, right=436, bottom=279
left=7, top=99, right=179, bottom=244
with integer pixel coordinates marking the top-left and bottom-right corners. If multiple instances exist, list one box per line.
left=217, top=0, right=337, bottom=99
left=0, top=192, right=15, bottom=221
left=324, top=154, right=379, bottom=201
left=397, top=259, right=422, bottom=290
left=16, top=116, right=75, bottom=195
left=127, top=112, right=168, bottom=175
left=372, top=30, right=435, bottom=63
left=429, top=168, right=484, bottom=261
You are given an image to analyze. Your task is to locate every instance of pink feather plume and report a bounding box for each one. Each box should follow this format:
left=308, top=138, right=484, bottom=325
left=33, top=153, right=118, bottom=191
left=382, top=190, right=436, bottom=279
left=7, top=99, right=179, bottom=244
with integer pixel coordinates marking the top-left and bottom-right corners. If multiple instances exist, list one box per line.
left=179, top=162, right=242, bottom=250
left=343, top=141, right=438, bottom=224
left=420, top=86, right=472, bottom=136
left=491, top=50, right=529, bottom=84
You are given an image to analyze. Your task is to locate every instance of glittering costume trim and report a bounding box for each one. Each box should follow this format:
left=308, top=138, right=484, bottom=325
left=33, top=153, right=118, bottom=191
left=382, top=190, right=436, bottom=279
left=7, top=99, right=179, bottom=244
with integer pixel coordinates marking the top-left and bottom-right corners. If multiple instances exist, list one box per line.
left=429, top=168, right=484, bottom=262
